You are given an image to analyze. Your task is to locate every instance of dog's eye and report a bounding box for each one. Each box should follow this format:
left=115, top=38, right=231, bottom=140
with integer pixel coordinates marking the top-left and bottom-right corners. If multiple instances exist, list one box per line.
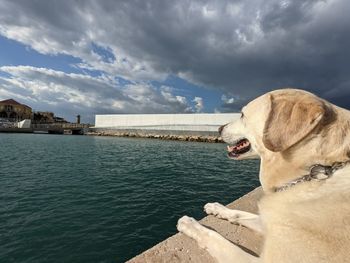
left=240, top=112, right=244, bottom=119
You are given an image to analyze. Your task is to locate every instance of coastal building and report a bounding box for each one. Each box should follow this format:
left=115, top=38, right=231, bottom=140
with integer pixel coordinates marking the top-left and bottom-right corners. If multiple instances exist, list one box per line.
left=92, top=113, right=240, bottom=141
left=32, top=111, right=68, bottom=124
left=94, top=113, right=239, bottom=132
left=0, top=98, right=85, bottom=134
left=33, top=111, right=55, bottom=123
left=0, top=99, right=32, bottom=120
left=0, top=99, right=68, bottom=125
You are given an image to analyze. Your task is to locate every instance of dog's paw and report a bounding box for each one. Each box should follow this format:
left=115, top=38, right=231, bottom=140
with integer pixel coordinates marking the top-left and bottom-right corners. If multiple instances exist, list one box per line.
left=177, top=216, right=210, bottom=249
left=204, top=202, right=226, bottom=217
left=177, top=216, right=200, bottom=234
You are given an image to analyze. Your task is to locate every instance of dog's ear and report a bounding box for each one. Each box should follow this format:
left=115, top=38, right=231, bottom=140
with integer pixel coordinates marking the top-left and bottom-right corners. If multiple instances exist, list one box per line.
left=262, top=93, right=325, bottom=152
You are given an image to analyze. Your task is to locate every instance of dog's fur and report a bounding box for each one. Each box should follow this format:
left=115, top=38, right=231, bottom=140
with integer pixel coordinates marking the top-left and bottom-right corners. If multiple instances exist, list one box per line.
left=177, top=89, right=350, bottom=263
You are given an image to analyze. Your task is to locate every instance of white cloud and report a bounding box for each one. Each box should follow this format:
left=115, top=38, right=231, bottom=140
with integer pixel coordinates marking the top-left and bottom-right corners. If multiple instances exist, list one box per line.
left=221, top=95, right=235, bottom=104
left=0, top=1, right=167, bottom=82
left=193, top=96, right=204, bottom=112
left=0, top=66, right=196, bottom=123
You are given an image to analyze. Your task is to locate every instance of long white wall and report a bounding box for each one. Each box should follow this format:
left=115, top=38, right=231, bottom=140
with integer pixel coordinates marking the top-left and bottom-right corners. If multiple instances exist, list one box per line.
left=94, top=113, right=239, bottom=132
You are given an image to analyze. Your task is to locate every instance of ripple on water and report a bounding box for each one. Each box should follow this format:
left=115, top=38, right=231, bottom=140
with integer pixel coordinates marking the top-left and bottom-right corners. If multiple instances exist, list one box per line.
left=0, top=134, right=260, bottom=263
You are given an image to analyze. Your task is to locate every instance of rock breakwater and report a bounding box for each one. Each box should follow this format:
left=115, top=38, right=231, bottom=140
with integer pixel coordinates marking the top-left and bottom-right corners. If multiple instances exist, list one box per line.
left=87, top=131, right=223, bottom=143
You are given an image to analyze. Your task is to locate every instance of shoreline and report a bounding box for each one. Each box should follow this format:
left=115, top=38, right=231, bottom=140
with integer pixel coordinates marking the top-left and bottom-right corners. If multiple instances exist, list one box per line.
left=86, top=131, right=224, bottom=143
left=0, top=129, right=224, bottom=143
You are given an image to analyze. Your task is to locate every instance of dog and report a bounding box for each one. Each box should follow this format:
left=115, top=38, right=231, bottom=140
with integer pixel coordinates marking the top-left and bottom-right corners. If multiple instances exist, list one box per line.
left=177, top=89, right=350, bottom=263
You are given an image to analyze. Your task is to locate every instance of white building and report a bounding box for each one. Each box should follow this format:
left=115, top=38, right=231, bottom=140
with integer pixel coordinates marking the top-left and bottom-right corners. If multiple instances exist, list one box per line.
left=93, top=113, right=239, bottom=135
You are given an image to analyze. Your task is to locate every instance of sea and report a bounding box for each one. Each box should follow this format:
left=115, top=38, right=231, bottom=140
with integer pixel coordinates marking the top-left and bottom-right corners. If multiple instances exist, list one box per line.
left=0, top=133, right=260, bottom=263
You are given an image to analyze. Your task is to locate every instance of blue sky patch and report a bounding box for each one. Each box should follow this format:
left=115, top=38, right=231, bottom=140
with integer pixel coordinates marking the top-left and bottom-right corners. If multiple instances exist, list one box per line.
left=0, top=35, right=82, bottom=74
left=91, top=42, right=116, bottom=63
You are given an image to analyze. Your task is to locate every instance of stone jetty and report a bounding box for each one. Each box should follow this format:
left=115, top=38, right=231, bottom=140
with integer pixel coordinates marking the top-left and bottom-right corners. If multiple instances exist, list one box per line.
left=86, top=130, right=223, bottom=143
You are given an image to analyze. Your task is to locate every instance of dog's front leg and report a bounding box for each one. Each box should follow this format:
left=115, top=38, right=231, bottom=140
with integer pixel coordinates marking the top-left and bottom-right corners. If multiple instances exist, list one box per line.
left=177, top=216, right=259, bottom=263
left=204, top=202, right=263, bottom=234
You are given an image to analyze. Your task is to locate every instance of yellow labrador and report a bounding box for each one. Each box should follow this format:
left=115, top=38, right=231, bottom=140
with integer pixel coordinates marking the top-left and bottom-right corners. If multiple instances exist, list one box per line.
left=177, top=89, right=350, bottom=263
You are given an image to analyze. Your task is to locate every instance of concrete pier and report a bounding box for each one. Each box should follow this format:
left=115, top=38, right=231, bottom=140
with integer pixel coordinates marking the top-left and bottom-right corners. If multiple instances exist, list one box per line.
left=127, top=187, right=263, bottom=263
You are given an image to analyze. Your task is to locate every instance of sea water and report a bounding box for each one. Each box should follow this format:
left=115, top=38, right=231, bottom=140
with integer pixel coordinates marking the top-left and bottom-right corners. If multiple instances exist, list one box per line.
left=0, top=134, right=260, bottom=263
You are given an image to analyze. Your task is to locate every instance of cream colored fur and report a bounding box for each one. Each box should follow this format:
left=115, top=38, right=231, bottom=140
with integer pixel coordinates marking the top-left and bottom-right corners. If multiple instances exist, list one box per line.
left=177, top=89, right=350, bottom=263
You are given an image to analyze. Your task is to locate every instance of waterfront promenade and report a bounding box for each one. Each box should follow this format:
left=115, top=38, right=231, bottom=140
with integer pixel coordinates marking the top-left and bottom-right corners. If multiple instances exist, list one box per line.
left=0, top=122, right=90, bottom=134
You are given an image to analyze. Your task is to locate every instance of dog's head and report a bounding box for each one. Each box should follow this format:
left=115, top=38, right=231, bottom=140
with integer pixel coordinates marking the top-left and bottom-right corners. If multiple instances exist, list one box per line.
left=220, top=89, right=326, bottom=160
left=219, top=89, right=348, bottom=191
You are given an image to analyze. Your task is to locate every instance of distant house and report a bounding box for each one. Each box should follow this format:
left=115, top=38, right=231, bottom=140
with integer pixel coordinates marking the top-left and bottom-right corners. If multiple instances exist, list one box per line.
left=33, top=111, right=68, bottom=124
left=0, top=99, right=69, bottom=124
left=53, top=116, right=68, bottom=123
left=0, top=99, right=32, bottom=120
left=33, top=111, right=55, bottom=123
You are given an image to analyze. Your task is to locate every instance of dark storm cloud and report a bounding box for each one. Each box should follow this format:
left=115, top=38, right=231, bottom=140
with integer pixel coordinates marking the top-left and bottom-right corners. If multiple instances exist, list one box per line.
left=0, top=0, right=350, bottom=109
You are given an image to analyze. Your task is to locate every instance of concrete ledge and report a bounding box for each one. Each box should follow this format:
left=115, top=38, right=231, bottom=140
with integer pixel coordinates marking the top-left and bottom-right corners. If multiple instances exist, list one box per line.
left=127, top=187, right=263, bottom=263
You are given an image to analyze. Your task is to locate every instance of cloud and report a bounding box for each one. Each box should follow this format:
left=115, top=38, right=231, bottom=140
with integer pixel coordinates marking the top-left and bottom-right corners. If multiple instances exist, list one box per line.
left=219, top=94, right=245, bottom=112
left=0, top=66, right=196, bottom=123
left=221, top=95, right=235, bottom=105
left=0, top=0, right=350, bottom=108
left=193, top=97, right=204, bottom=112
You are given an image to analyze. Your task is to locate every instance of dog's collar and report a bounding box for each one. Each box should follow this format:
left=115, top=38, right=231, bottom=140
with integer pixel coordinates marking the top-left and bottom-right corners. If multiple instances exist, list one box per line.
left=274, top=161, right=350, bottom=193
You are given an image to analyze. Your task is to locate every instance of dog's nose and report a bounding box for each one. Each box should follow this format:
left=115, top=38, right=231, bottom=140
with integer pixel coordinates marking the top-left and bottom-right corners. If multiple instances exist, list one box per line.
left=218, top=124, right=227, bottom=135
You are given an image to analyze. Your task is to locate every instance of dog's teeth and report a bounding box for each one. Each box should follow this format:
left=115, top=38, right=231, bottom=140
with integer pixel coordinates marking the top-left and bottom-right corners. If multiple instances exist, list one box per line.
left=227, top=145, right=235, bottom=152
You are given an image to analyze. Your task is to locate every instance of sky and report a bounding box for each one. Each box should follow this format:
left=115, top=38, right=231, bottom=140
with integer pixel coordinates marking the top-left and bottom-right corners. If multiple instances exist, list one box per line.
left=0, top=0, right=350, bottom=123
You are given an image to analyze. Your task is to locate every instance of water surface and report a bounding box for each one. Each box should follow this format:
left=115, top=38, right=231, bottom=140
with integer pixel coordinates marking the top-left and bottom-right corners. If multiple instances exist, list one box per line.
left=0, top=134, right=259, bottom=262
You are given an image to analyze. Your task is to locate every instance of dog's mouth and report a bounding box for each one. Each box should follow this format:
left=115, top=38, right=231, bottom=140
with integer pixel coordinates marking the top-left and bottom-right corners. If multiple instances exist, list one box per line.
left=227, top=138, right=251, bottom=159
